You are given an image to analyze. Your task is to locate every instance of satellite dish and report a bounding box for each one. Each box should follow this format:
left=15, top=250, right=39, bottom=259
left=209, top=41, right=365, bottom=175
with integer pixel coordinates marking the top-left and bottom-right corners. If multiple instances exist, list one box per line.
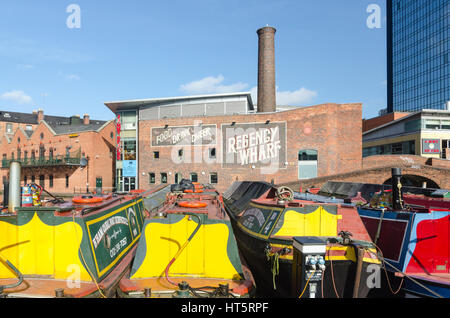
left=80, top=157, right=88, bottom=167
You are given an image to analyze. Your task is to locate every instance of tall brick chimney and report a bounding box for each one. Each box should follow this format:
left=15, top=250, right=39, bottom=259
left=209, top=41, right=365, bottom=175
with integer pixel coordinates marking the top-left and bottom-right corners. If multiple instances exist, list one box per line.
left=257, top=26, right=277, bottom=113
left=83, top=113, right=90, bottom=125
left=37, top=109, right=44, bottom=122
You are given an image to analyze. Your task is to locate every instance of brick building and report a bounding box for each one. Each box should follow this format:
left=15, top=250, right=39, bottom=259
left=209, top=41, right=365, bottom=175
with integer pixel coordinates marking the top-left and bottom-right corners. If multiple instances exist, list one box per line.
left=104, top=26, right=363, bottom=193
left=363, top=109, right=450, bottom=160
left=0, top=110, right=116, bottom=195
left=105, top=93, right=363, bottom=192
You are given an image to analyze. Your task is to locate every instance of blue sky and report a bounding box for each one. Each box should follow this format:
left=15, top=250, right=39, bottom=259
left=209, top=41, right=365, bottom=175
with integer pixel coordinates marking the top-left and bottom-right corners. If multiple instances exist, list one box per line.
left=0, top=0, right=387, bottom=120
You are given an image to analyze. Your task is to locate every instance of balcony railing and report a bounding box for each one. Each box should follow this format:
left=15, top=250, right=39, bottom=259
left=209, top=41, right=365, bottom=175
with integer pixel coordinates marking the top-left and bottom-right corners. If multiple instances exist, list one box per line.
left=1, top=156, right=82, bottom=168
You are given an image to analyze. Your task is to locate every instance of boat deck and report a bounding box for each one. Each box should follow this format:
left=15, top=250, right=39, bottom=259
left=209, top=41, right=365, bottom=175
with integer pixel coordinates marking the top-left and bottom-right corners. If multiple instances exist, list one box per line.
left=120, top=276, right=252, bottom=298
left=158, top=190, right=228, bottom=221
left=0, top=277, right=98, bottom=298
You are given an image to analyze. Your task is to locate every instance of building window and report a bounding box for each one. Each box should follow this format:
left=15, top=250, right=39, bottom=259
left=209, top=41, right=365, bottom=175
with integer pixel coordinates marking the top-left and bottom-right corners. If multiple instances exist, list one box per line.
left=31, top=175, right=35, bottom=183
left=161, top=173, right=168, bottom=184
left=25, top=125, right=32, bottom=131
left=209, top=172, right=218, bottom=184
left=39, top=175, right=45, bottom=187
left=149, top=173, right=155, bottom=184
left=425, top=120, right=440, bottom=130
left=6, top=124, right=12, bottom=134
left=298, top=149, right=318, bottom=180
left=190, top=173, right=198, bottom=182
left=153, top=151, right=160, bottom=159
left=175, top=173, right=182, bottom=184
left=65, top=174, right=69, bottom=188
left=123, top=139, right=136, bottom=160
left=209, top=148, right=216, bottom=158
left=40, top=133, right=44, bottom=140
left=178, top=149, right=183, bottom=158
left=49, top=175, right=53, bottom=188
left=24, top=176, right=27, bottom=185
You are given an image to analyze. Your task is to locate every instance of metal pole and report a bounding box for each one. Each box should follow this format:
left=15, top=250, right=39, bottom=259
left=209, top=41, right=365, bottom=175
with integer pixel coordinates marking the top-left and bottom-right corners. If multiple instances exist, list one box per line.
left=8, top=161, right=21, bottom=213
left=352, top=246, right=365, bottom=298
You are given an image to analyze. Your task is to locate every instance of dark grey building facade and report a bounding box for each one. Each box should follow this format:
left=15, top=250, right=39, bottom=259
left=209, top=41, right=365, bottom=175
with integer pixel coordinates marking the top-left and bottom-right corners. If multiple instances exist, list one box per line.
left=387, top=0, right=450, bottom=113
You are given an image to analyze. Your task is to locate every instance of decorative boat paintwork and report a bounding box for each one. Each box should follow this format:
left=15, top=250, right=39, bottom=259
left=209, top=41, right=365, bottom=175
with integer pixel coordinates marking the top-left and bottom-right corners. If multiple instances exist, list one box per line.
left=358, top=200, right=450, bottom=298
left=118, top=183, right=254, bottom=298
left=223, top=181, right=381, bottom=298
left=0, top=190, right=147, bottom=298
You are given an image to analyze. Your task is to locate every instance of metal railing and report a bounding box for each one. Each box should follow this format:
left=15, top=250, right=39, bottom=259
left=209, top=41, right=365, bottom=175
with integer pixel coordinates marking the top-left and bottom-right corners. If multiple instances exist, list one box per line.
left=1, top=156, right=82, bottom=168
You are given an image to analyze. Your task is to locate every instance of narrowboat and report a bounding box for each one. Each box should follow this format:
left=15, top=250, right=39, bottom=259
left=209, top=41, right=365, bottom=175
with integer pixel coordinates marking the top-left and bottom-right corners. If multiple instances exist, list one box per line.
left=222, top=181, right=381, bottom=298
left=0, top=162, right=148, bottom=298
left=117, top=180, right=255, bottom=298
left=357, top=168, right=450, bottom=298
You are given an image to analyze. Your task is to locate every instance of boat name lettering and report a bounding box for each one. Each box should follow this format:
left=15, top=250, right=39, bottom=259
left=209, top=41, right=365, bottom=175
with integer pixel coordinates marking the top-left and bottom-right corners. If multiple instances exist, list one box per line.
left=92, top=216, right=129, bottom=249
left=109, top=237, right=127, bottom=258
left=243, top=208, right=265, bottom=227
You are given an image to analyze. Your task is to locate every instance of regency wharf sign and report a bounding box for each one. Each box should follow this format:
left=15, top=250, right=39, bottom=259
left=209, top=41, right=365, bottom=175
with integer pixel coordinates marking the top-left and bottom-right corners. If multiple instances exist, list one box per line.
left=151, top=124, right=217, bottom=147
left=221, top=122, right=287, bottom=169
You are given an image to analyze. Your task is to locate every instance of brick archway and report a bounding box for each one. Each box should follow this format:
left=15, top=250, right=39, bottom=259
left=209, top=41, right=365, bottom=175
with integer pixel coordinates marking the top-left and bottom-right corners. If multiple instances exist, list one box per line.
left=382, top=174, right=440, bottom=189
left=280, top=155, right=450, bottom=190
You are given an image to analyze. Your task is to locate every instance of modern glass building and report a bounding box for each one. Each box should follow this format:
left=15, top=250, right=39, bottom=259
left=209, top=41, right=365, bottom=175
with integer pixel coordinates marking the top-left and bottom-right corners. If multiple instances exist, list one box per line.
left=387, top=0, right=450, bottom=113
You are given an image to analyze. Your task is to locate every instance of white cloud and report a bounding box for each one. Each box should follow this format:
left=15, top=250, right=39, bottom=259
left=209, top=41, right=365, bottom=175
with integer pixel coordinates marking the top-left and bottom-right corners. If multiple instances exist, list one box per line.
left=180, top=75, right=248, bottom=94
left=17, top=64, right=34, bottom=71
left=66, top=74, right=80, bottom=80
left=1, top=90, right=33, bottom=104
left=250, top=86, right=318, bottom=106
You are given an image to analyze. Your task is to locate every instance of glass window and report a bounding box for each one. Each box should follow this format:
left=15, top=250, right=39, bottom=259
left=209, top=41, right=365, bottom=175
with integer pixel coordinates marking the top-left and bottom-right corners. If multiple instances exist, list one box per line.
left=209, top=148, right=216, bottom=158
left=209, top=172, right=218, bottom=184
left=123, top=139, right=136, bottom=160
left=425, top=119, right=440, bottom=129
left=190, top=173, right=198, bottom=182
left=441, top=120, right=450, bottom=130
left=149, top=173, right=155, bottom=184
left=121, top=112, right=137, bottom=130
left=153, top=151, right=159, bottom=159
left=161, top=173, right=168, bottom=184
left=49, top=175, right=53, bottom=188
left=298, top=150, right=318, bottom=161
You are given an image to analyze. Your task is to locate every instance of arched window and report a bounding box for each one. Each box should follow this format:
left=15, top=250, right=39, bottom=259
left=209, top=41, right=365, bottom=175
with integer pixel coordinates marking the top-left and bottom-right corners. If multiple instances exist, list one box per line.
left=298, top=149, right=318, bottom=180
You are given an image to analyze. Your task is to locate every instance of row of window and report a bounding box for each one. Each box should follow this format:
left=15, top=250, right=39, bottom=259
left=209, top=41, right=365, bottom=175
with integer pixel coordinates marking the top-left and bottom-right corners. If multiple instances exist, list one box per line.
left=152, top=148, right=217, bottom=159
left=148, top=172, right=218, bottom=184
left=363, top=140, right=416, bottom=158
left=13, top=174, right=71, bottom=188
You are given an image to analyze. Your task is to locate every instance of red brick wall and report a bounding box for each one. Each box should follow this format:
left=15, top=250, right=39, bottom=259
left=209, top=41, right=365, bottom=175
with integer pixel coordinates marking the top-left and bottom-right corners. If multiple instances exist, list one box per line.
left=362, top=112, right=410, bottom=132
left=138, top=103, right=362, bottom=192
left=281, top=154, right=450, bottom=190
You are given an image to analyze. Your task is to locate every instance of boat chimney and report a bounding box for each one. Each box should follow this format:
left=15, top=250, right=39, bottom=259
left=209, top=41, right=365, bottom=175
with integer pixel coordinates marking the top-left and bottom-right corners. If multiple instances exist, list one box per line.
left=391, top=168, right=403, bottom=210
left=8, top=161, right=21, bottom=213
